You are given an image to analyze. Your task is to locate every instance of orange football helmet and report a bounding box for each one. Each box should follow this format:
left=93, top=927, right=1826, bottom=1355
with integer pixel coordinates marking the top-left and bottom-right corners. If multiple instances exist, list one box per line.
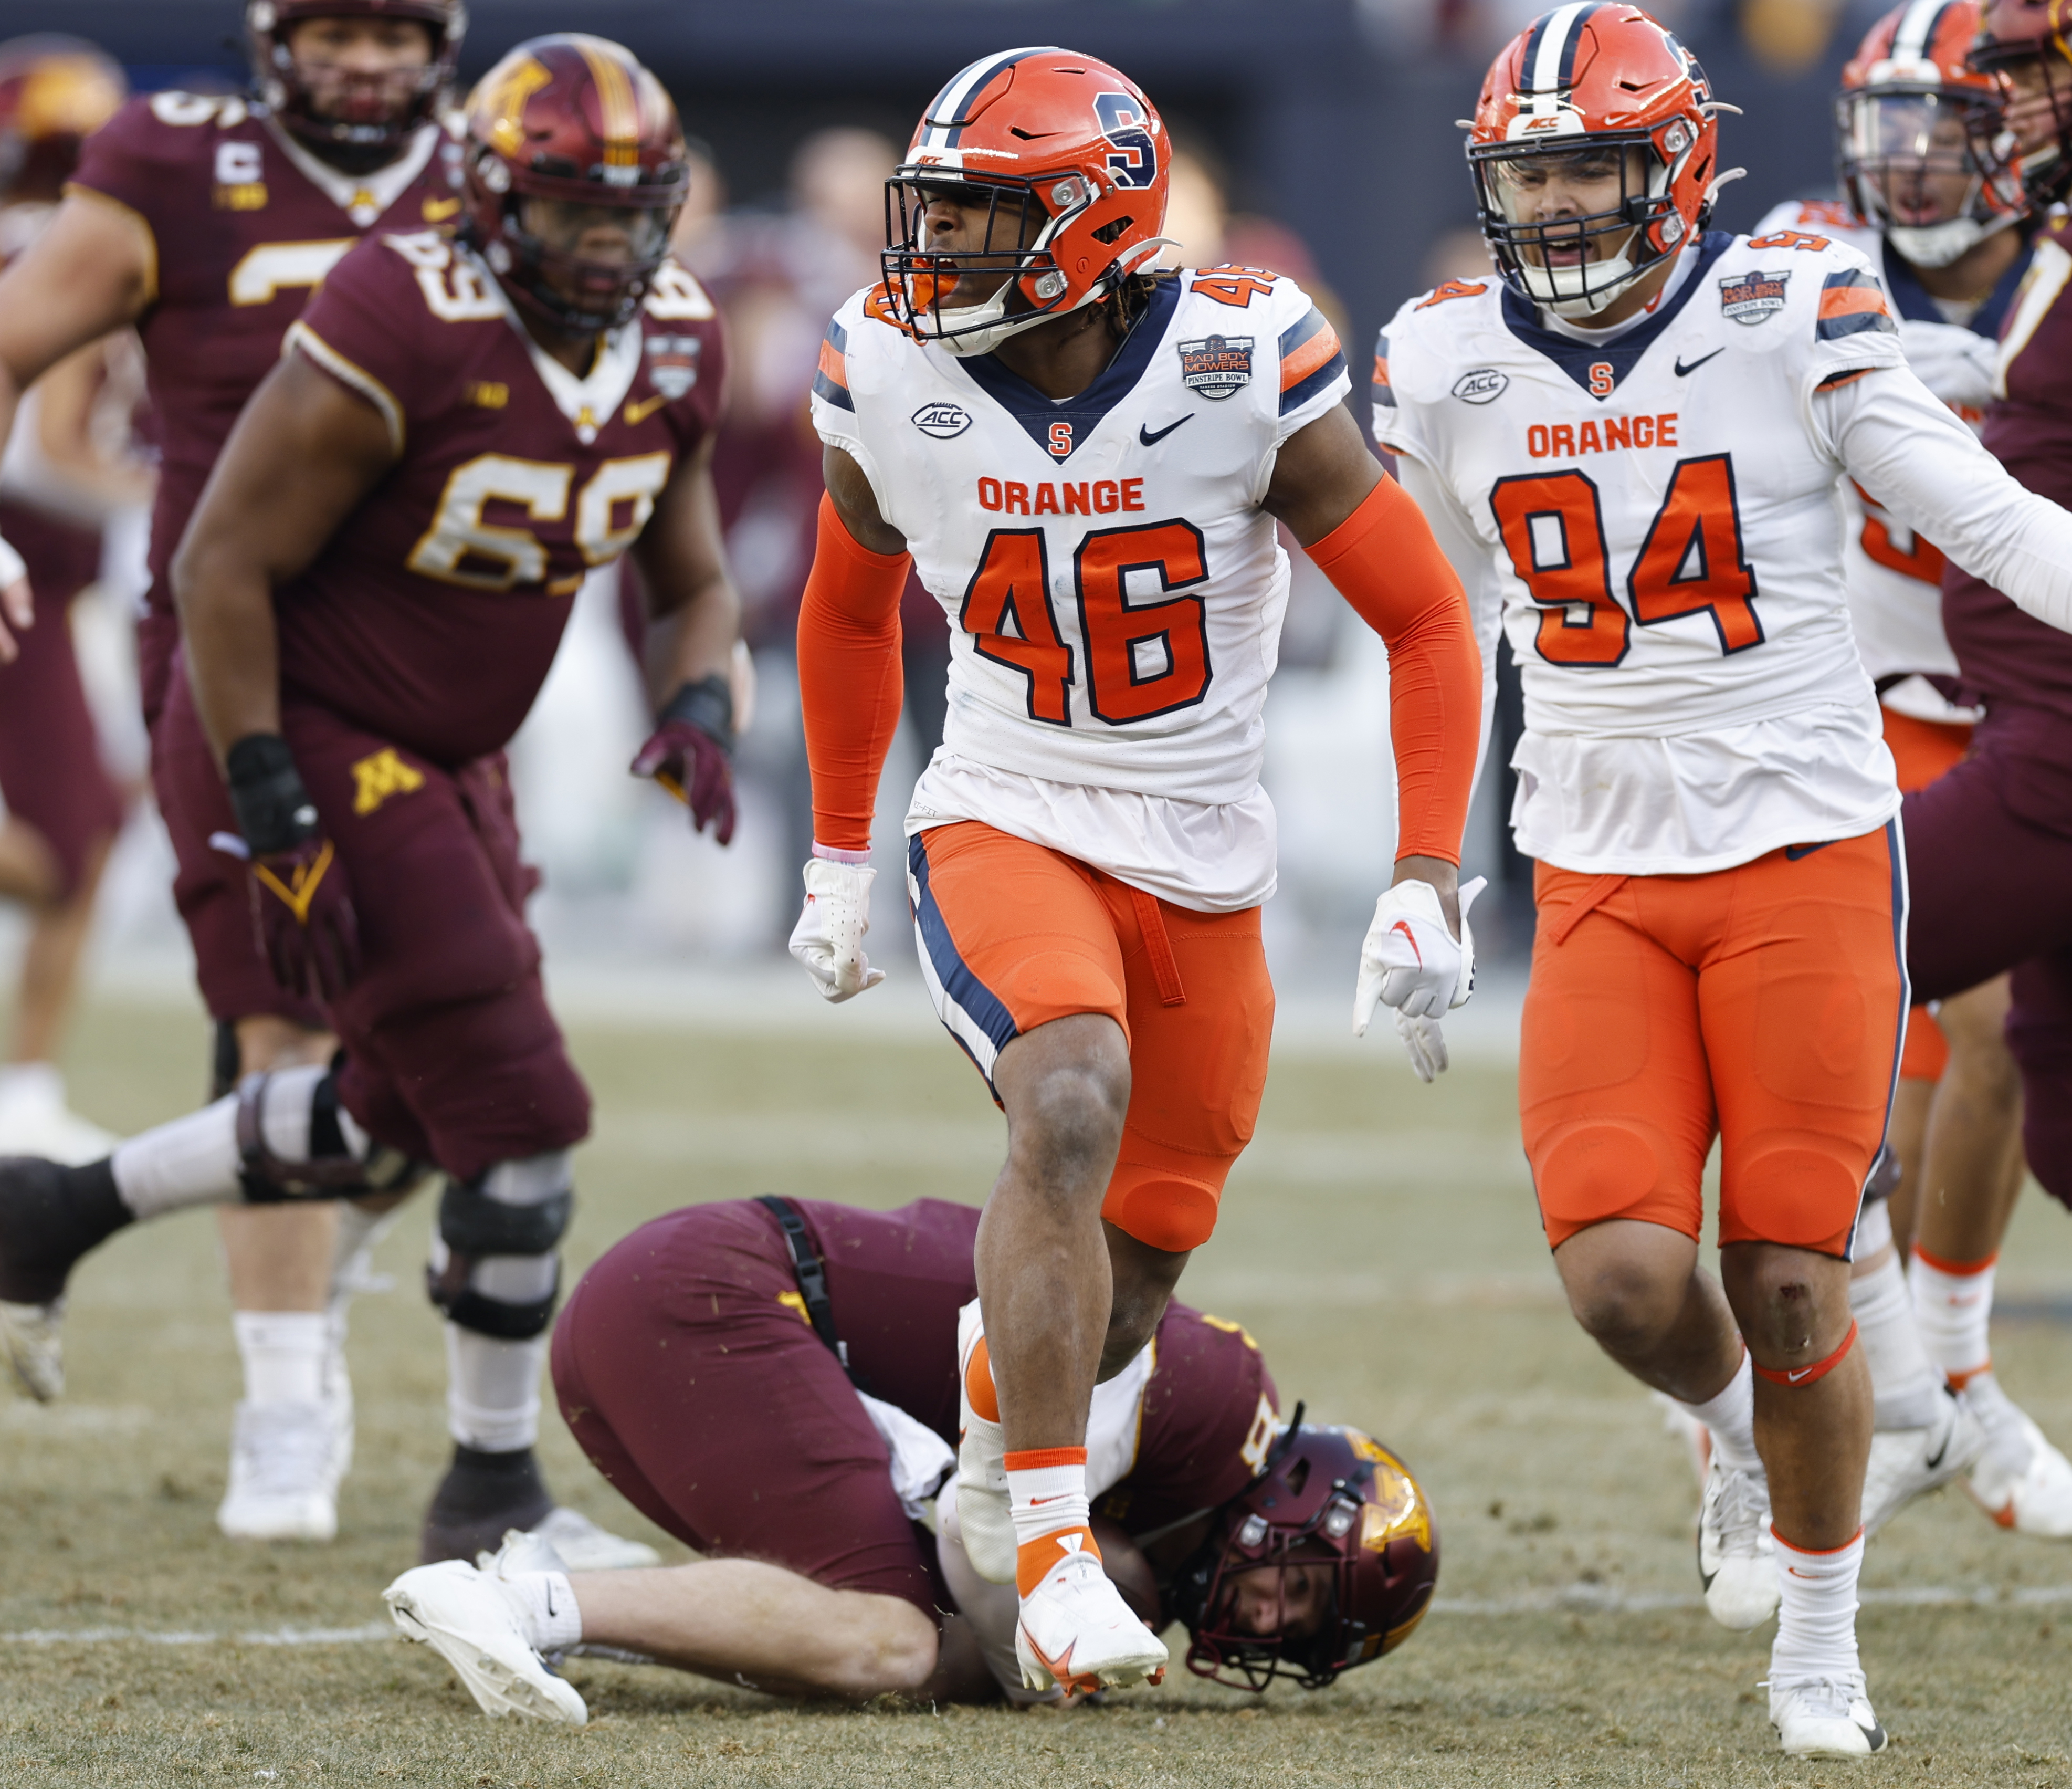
left=1969, top=0, right=2072, bottom=204
left=1469, top=5, right=1737, bottom=319
left=1838, top=3, right=2024, bottom=268
left=0, top=35, right=124, bottom=204
left=460, top=34, right=689, bottom=333
left=881, top=47, right=1171, bottom=355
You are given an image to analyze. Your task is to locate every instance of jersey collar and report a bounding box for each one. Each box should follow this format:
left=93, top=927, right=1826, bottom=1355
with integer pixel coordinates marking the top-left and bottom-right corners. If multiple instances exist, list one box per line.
left=261, top=115, right=441, bottom=228
left=1879, top=230, right=2037, bottom=339
left=464, top=242, right=645, bottom=444
left=951, top=276, right=1181, bottom=462
left=1500, top=231, right=1734, bottom=400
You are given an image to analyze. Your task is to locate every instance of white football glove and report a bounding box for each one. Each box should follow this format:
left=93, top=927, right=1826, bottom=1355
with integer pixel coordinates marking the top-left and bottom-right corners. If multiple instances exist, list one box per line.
left=788, top=853, right=887, bottom=1002
left=1354, top=874, right=1485, bottom=1059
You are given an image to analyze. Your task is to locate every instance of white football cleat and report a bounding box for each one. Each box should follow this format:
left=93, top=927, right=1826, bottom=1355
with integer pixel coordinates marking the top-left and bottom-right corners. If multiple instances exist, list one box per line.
left=1862, top=1384, right=1986, bottom=1536
left=1015, top=1546, right=1169, bottom=1694
left=0, top=1069, right=119, bottom=1167
left=1968, top=1395, right=2072, bottom=1539
left=1697, top=1459, right=1777, bottom=1630
left=1, top=1295, right=64, bottom=1401
left=529, top=1506, right=660, bottom=1571
left=216, top=1399, right=339, bottom=1543
left=384, top=1558, right=586, bottom=1723
left=1769, top=1670, right=1888, bottom=1757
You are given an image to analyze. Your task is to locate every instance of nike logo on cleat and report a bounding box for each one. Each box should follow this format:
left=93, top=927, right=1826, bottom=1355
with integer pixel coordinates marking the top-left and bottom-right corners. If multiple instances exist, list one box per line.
left=1139, top=416, right=1192, bottom=446
left=1924, top=1432, right=1952, bottom=1471
left=1674, top=349, right=1724, bottom=376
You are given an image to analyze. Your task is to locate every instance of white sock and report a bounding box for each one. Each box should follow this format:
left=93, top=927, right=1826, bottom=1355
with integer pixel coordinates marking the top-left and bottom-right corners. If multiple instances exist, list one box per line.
left=1006, top=1449, right=1098, bottom=1595
left=503, top=1569, right=582, bottom=1653
left=1910, top=1248, right=1995, bottom=1385
left=444, top=1325, right=548, bottom=1453
left=109, top=1066, right=364, bottom=1220
left=1678, top=1351, right=1762, bottom=1478
left=233, top=1310, right=328, bottom=1405
left=1770, top=1528, right=1864, bottom=1682
left=1850, top=1229, right=1942, bottom=1430
left=0, top=1061, right=64, bottom=1106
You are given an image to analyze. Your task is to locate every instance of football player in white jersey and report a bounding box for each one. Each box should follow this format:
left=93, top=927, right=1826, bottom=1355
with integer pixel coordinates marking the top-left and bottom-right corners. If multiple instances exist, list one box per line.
left=786, top=48, right=1485, bottom=1693
left=1375, top=3, right=2072, bottom=1759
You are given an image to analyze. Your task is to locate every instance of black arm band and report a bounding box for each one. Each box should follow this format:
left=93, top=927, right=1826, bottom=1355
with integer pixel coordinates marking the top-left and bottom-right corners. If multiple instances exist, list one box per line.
left=225, top=733, right=319, bottom=855
left=659, top=673, right=735, bottom=754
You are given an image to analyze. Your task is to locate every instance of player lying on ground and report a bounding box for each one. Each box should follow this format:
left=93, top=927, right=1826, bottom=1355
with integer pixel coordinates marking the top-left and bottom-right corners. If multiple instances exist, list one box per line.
left=0, top=34, right=737, bottom=1569
left=383, top=1196, right=1439, bottom=1718
left=1737, top=0, right=2072, bottom=1545
left=786, top=46, right=1482, bottom=1694
left=1374, top=2, right=2072, bottom=1761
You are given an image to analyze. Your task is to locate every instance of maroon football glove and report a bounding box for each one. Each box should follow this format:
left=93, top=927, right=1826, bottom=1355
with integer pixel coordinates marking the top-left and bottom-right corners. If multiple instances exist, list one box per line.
left=225, top=734, right=361, bottom=1003
left=632, top=674, right=737, bottom=846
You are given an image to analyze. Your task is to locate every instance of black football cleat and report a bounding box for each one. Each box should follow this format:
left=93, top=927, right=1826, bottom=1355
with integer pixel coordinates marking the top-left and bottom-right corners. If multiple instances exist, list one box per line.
left=0, top=1156, right=130, bottom=1401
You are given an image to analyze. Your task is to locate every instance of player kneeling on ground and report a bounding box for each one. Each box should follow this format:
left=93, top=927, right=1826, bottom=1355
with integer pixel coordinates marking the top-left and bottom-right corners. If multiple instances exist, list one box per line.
left=383, top=1196, right=1438, bottom=1717
left=1374, top=2, right=2072, bottom=1761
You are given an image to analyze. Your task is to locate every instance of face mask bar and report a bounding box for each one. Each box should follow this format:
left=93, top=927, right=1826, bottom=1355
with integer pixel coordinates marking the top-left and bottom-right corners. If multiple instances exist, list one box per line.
left=880, top=170, right=1090, bottom=351
left=491, top=192, right=681, bottom=332
left=1469, top=133, right=1676, bottom=318
left=1968, top=39, right=2072, bottom=207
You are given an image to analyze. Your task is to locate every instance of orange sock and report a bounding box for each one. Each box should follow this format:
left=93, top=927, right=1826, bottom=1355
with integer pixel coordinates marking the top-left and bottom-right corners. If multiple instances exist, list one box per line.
left=964, top=1334, right=1001, bottom=1422
left=1006, top=1446, right=1098, bottom=1596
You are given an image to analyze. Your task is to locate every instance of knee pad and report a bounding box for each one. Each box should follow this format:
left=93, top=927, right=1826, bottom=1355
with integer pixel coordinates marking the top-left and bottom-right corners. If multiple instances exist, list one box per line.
left=426, top=1150, right=574, bottom=1341
left=236, top=1065, right=425, bottom=1202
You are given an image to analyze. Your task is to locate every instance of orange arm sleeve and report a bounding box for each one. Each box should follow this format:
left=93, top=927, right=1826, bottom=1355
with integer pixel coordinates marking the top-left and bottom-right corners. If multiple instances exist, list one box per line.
left=1305, top=474, right=1481, bottom=866
left=797, top=491, right=913, bottom=851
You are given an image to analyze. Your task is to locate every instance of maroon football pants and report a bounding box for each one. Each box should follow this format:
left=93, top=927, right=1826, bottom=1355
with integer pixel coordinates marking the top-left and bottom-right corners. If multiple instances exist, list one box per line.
left=154, top=658, right=588, bottom=1180
left=1903, top=700, right=2072, bottom=1212
left=0, top=502, right=125, bottom=898
left=551, top=1200, right=946, bottom=1616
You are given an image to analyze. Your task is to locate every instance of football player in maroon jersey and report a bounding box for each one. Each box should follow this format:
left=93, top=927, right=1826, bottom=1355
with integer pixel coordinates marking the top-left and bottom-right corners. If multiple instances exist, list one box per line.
left=0, top=1, right=496, bottom=1545
left=1889, top=0, right=2072, bottom=1538
left=381, top=1196, right=1437, bottom=1720
left=0, top=38, right=139, bottom=1170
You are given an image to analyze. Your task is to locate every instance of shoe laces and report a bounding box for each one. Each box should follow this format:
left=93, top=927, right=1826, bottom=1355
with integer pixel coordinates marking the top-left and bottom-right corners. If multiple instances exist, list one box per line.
left=1709, top=1467, right=1771, bottom=1551
left=230, top=1401, right=332, bottom=1497
left=1763, top=1670, right=1866, bottom=1718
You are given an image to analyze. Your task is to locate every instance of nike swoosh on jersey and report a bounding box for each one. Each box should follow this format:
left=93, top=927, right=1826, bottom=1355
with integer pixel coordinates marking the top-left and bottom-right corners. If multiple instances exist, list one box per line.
left=625, top=393, right=670, bottom=425
left=1138, top=415, right=1193, bottom=447
left=1674, top=349, right=1725, bottom=376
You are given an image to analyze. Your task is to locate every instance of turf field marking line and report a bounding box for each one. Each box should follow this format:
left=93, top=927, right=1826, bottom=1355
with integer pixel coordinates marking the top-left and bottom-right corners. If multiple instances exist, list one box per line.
left=1436, top=1585, right=2072, bottom=1615
left=0, top=1621, right=394, bottom=1646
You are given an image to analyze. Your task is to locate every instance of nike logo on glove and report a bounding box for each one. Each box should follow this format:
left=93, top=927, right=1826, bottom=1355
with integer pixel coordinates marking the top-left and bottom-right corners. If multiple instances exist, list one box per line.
left=1388, top=919, right=1422, bottom=964
left=1674, top=349, right=1724, bottom=377
left=1139, top=416, right=1192, bottom=446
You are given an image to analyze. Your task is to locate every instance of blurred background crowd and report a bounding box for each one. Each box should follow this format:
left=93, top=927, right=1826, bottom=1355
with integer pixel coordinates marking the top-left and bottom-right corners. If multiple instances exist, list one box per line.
left=0, top=0, right=1908, bottom=990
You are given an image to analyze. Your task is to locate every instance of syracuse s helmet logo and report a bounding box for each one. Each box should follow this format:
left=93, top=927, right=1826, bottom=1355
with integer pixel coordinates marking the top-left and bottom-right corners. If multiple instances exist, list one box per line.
left=1093, top=91, right=1159, bottom=189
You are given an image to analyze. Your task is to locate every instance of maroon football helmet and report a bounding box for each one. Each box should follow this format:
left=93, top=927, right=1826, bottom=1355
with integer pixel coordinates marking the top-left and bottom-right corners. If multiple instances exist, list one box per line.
left=0, top=35, right=125, bottom=203
left=460, top=34, right=689, bottom=334
left=1969, top=0, right=2072, bottom=203
left=1170, top=1418, right=1440, bottom=1691
left=246, top=0, right=464, bottom=171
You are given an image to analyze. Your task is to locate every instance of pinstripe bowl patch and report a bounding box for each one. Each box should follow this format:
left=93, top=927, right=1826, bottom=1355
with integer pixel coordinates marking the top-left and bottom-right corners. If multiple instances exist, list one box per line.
left=1177, top=334, right=1254, bottom=399
left=1719, top=270, right=1789, bottom=326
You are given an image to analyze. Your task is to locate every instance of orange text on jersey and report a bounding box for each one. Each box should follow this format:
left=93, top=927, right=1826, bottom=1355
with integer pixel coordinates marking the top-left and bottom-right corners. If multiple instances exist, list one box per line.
left=1527, top=413, right=1679, bottom=460
left=976, top=477, right=1147, bottom=517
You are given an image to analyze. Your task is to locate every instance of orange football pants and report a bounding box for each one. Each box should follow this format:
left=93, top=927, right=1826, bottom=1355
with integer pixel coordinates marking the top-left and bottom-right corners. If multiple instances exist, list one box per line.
left=908, top=822, right=1274, bottom=1253
left=1883, top=705, right=1972, bottom=1083
left=1521, top=823, right=1906, bottom=1258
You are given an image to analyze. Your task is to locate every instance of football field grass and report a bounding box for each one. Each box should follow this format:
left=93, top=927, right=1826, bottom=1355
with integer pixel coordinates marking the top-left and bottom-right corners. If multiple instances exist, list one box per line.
left=5, top=988, right=2072, bottom=1786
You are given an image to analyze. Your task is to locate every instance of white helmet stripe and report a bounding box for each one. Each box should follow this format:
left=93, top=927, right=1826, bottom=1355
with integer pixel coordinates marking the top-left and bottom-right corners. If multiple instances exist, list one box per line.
left=1891, top=0, right=1952, bottom=62
left=1527, top=3, right=1592, bottom=112
left=920, top=45, right=1057, bottom=149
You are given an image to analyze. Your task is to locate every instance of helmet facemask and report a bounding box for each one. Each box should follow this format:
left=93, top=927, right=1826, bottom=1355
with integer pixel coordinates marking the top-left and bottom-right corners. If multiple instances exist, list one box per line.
left=1969, top=34, right=2072, bottom=206
left=481, top=181, right=679, bottom=332
left=1172, top=1503, right=1359, bottom=1691
left=881, top=169, right=1161, bottom=356
left=1471, top=131, right=1695, bottom=320
left=249, top=3, right=462, bottom=175
left=1841, top=87, right=2021, bottom=267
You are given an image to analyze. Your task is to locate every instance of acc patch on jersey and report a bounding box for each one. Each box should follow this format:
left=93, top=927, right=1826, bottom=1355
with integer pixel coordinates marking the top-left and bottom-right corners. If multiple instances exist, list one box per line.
left=1719, top=270, right=1790, bottom=327
left=1177, top=333, right=1254, bottom=400
left=645, top=334, right=703, bottom=399
left=1451, top=368, right=1509, bottom=404
left=911, top=401, right=972, bottom=438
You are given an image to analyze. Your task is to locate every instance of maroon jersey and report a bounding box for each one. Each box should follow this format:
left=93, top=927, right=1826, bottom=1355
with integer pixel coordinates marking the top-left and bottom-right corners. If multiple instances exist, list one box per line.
left=1943, top=217, right=2072, bottom=714
left=277, top=231, right=725, bottom=763
left=796, top=1197, right=1279, bottom=1533
left=67, top=91, right=461, bottom=625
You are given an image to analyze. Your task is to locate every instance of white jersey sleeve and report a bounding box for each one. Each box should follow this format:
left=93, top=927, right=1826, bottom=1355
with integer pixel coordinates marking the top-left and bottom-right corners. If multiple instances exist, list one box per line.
left=1379, top=233, right=1906, bottom=876
left=809, top=269, right=1350, bottom=911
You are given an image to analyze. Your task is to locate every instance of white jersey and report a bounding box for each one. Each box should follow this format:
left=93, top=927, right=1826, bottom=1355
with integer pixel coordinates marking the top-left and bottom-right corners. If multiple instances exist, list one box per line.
left=810, top=268, right=1350, bottom=910
left=1753, top=198, right=2029, bottom=723
left=1376, top=229, right=1908, bottom=876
